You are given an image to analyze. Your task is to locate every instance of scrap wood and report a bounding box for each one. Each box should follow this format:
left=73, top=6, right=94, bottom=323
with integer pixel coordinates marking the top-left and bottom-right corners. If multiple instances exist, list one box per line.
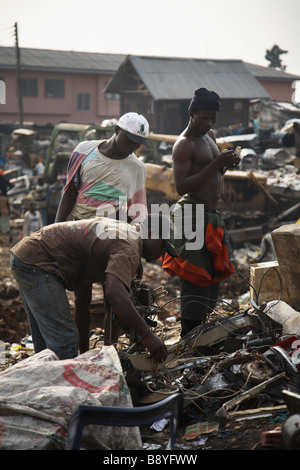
left=247, top=170, right=278, bottom=206
left=216, top=372, right=286, bottom=420
left=226, top=404, right=287, bottom=420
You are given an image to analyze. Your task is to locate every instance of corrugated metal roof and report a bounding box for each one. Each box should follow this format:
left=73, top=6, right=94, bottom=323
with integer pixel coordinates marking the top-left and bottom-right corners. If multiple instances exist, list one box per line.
left=244, top=62, right=300, bottom=81
left=0, top=47, right=126, bottom=73
left=1, top=47, right=297, bottom=97
left=109, top=55, right=270, bottom=100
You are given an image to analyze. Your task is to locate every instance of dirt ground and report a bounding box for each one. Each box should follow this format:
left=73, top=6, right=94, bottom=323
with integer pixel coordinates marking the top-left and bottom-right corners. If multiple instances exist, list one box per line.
left=0, top=232, right=285, bottom=451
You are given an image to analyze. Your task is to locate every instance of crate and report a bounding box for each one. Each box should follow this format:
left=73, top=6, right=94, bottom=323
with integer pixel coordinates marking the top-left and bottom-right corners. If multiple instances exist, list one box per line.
left=250, top=261, right=289, bottom=306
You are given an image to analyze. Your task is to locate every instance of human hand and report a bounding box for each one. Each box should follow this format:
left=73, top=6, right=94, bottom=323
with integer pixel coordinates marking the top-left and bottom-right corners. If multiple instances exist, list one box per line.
left=142, top=331, right=168, bottom=364
left=219, top=149, right=241, bottom=170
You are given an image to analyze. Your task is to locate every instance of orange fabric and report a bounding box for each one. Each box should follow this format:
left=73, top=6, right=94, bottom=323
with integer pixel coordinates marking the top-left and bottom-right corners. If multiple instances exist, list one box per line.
left=205, top=223, right=224, bottom=255
left=162, top=253, right=233, bottom=286
left=162, top=253, right=213, bottom=286
left=162, top=223, right=234, bottom=287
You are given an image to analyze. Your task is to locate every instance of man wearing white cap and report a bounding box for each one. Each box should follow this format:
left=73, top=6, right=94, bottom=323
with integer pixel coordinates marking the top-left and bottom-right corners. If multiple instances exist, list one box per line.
left=55, top=112, right=150, bottom=353
left=56, top=112, right=149, bottom=224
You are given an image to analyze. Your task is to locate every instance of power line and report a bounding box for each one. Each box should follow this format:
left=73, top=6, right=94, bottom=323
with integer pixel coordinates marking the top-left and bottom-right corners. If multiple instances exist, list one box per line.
left=0, top=24, right=15, bottom=45
left=0, top=25, right=15, bottom=32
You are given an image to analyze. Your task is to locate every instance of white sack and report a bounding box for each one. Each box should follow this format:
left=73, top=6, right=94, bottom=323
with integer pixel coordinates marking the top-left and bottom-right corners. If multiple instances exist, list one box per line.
left=0, top=347, right=142, bottom=450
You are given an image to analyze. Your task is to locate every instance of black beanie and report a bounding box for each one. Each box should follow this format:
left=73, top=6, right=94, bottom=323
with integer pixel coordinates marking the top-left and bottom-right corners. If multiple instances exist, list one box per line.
left=188, top=88, right=221, bottom=112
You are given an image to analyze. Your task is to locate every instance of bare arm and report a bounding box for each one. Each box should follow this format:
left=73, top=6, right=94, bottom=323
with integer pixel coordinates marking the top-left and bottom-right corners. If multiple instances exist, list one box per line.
left=104, top=273, right=168, bottom=363
left=55, top=181, right=77, bottom=222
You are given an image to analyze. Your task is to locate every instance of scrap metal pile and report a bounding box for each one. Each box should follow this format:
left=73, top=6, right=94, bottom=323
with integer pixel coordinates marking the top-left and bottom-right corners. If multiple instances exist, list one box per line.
left=102, top=278, right=300, bottom=448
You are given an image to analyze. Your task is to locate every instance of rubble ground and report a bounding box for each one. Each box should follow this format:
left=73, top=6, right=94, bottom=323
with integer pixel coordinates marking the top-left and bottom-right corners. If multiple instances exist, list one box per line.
left=0, top=234, right=290, bottom=451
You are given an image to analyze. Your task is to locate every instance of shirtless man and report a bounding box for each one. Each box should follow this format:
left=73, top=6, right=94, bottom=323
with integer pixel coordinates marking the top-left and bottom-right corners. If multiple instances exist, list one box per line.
left=162, top=88, right=240, bottom=336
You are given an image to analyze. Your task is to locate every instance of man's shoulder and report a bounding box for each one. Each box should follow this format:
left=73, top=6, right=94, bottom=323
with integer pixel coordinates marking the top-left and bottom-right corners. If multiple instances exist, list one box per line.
left=130, top=152, right=145, bottom=163
left=207, top=129, right=216, bottom=142
left=74, top=140, right=101, bottom=154
left=129, top=154, right=146, bottom=169
left=173, top=133, right=195, bottom=157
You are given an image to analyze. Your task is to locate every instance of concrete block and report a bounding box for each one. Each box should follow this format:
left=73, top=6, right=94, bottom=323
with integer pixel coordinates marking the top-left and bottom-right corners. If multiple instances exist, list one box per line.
left=271, top=224, right=300, bottom=310
left=250, top=261, right=289, bottom=306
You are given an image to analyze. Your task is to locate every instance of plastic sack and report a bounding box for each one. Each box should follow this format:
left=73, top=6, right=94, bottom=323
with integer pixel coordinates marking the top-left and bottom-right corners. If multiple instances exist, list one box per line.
left=0, top=346, right=142, bottom=450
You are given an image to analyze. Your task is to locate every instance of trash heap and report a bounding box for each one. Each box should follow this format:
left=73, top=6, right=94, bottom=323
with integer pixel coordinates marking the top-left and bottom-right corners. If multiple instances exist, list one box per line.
left=1, top=242, right=300, bottom=449
left=114, top=221, right=300, bottom=450
left=119, top=298, right=300, bottom=450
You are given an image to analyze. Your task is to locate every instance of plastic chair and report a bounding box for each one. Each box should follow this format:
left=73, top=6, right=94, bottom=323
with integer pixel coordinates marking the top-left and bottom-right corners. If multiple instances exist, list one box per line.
left=67, top=392, right=183, bottom=450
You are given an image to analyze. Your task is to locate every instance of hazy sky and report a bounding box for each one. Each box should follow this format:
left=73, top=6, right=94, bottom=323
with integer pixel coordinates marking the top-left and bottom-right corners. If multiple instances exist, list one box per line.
left=1, top=0, right=300, bottom=76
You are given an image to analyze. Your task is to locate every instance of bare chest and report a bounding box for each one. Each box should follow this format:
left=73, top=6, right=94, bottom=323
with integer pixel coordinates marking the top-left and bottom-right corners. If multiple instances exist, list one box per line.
left=191, top=135, right=219, bottom=172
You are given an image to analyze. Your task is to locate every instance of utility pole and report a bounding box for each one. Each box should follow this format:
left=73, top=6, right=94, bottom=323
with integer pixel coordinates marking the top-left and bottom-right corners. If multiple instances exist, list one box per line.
left=14, top=22, right=23, bottom=126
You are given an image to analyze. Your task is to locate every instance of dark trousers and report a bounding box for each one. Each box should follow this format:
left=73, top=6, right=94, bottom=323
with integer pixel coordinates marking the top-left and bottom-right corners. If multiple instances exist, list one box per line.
left=180, top=278, right=220, bottom=337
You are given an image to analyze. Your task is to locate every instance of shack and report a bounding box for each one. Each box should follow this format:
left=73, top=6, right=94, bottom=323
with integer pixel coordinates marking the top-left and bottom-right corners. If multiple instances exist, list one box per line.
left=104, top=55, right=270, bottom=134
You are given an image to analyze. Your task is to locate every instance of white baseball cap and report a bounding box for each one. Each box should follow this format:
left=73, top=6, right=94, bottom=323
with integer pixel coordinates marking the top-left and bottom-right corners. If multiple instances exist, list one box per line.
left=117, top=112, right=150, bottom=146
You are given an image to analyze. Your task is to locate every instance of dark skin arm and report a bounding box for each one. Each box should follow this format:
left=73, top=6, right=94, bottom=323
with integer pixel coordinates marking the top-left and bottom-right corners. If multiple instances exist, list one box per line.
left=104, top=273, right=168, bottom=363
left=55, top=181, right=78, bottom=222
left=74, top=274, right=168, bottom=362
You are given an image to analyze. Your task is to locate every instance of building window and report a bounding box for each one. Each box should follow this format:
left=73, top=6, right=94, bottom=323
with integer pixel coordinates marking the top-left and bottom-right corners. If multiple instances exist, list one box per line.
left=77, top=92, right=91, bottom=110
left=105, top=93, right=120, bottom=100
left=21, top=78, right=38, bottom=97
left=234, top=101, right=243, bottom=111
left=45, top=79, right=64, bottom=98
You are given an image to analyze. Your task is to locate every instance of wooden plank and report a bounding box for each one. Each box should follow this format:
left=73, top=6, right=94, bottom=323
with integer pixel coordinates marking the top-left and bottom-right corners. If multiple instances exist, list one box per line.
left=247, top=170, right=278, bottom=205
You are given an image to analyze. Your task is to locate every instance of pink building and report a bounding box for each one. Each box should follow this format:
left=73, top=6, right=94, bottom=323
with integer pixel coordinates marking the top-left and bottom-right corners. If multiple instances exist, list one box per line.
left=0, top=47, right=126, bottom=125
left=244, top=62, right=300, bottom=102
left=0, top=47, right=299, bottom=128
